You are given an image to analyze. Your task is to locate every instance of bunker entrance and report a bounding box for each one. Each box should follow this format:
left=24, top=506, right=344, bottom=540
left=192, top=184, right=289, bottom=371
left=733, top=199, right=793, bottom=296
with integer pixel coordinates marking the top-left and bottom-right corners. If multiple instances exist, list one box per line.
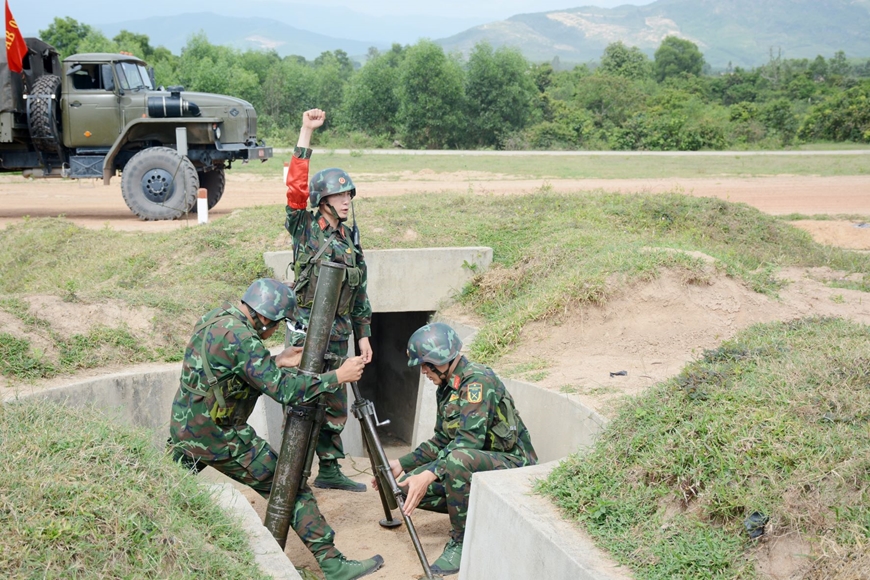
left=350, top=310, right=433, bottom=449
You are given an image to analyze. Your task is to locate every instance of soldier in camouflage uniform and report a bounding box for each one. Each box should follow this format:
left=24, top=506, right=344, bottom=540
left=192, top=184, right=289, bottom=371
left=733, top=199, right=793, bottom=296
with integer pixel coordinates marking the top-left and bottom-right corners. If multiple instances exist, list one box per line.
left=284, top=108, right=372, bottom=493
left=376, top=322, right=538, bottom=576
left=168, top=279, right=383, bottom=580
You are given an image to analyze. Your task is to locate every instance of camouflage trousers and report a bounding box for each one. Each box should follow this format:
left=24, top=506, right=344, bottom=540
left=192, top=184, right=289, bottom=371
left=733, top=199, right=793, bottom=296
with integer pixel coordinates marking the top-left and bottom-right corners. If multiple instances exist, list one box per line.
left=170, top=430, right=340, bottom=561
left=289, top=333, right=349, bottom=464
left=406, top=449, right=526, bottom=542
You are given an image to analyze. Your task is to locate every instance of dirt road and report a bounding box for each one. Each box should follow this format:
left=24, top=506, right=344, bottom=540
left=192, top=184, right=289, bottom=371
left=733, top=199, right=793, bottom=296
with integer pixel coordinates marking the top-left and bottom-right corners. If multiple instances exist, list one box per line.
left=0, top=172, right=868, bottom=244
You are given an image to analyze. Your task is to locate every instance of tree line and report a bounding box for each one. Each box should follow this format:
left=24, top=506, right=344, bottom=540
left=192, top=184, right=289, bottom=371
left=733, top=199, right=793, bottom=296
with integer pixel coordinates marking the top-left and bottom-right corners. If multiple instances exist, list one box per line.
left=40, top=17, right=870, bottom=150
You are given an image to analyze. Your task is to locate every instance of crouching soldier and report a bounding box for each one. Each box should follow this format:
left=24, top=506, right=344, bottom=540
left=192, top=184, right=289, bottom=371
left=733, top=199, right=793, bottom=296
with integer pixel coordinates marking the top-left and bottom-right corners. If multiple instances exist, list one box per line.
left=376, top=322, right=538, bottom=576
left=168, top=278, right=383, bottom=580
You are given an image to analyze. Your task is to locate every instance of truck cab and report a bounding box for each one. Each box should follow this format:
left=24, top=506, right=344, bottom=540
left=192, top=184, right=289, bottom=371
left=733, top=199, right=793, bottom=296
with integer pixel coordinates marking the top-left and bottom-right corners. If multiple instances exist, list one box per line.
left=0, top=39, right=273, bottom=221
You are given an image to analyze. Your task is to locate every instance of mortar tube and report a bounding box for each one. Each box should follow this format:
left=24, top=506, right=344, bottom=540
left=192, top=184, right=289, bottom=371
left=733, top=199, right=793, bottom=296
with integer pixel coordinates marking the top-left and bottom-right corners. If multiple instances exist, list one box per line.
left=264, top=260, right=346, bottom=547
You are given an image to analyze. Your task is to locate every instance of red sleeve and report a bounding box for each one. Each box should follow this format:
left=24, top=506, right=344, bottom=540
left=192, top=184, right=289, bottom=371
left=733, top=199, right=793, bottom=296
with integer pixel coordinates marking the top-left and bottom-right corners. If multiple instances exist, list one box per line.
left=286, top=156, right=310, bottom=210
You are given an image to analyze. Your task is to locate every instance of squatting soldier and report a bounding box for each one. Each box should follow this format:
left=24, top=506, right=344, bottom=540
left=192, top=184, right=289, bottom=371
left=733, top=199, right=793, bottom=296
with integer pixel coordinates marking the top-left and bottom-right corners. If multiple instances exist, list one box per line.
left=284, top=108, right=372, bottom=492
left=168, top=278, right=383, bottom=580
left=377, top=322, right=538, bottom=576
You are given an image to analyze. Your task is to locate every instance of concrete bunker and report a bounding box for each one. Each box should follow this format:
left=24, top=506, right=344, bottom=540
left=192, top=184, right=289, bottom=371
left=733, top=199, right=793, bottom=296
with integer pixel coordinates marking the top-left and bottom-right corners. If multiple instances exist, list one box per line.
left=10, top=246, right=627, bottom=580
left=261, top=247, right=493, bottom=457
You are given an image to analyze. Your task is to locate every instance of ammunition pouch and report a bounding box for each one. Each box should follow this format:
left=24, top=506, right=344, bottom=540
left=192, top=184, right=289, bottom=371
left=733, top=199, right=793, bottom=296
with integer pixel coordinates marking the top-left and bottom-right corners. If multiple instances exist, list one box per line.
left=208, top=376, right=258, bottom=427
left=181, top=372, right=258, bottom=428
left=487, top=396, right=519, bottom=453
left=293, top=251, right=318, bottom=309
left=337, top=266, right=361, bottom=316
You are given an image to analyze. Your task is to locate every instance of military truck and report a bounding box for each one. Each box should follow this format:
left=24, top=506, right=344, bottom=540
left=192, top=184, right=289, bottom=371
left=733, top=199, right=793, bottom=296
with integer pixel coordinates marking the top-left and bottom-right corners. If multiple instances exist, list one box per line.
left=0, top=38, right=272, bottom=220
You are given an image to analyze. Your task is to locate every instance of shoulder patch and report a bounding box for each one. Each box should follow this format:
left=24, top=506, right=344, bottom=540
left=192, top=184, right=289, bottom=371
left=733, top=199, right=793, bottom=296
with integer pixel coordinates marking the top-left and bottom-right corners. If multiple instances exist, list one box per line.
left=466, top=383, right=483, bottom=404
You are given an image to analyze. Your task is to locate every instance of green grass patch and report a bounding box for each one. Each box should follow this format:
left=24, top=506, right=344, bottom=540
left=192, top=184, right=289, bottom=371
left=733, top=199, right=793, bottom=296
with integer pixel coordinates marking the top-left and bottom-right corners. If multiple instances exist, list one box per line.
left=1, top=192, right=868, bottom=377
left=0, top=210, right=283, bottom=379
left=358, top=191, right=870, bottom=362
left=538, top=317, right=870, bottom=579
left=0, top=399, right=270, bottom=579
left=241, top=151, right=870, bottom=179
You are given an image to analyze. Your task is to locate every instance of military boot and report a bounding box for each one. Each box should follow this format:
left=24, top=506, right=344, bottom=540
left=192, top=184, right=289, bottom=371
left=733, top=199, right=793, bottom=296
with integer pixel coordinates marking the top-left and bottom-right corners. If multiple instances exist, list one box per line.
left=319, top=553, right=384, bottom=580
left=314, top=460, right=366, bottom=492
left=430, top=539, right=462, bottom=575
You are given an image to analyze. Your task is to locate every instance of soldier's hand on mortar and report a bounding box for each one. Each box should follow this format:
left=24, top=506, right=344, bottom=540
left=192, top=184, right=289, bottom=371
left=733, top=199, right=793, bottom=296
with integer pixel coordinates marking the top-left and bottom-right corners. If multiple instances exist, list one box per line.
left=371, top=459, right=404, bottom=490
left=302, top=109, right=325, bottom=130
left=335, top=355, right=365, bottom=383
left=397, top=470, right=437, bottom=517
left=275, top=346, right=303, bottom=368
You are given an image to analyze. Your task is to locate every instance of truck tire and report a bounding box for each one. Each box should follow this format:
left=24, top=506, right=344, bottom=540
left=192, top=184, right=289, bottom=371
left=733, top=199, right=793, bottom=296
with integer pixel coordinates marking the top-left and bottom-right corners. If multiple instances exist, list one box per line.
left=27, top=75, right=64, bottom=158
left=197, top=166, right=226, bottom=210
left=121, top=147, right=199, bottom=220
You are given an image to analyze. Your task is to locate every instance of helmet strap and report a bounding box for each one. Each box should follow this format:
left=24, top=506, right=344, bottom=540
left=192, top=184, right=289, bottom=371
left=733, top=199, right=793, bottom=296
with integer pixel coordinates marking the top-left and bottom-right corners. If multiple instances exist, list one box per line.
left=427, top=357, right=459, bottom=385
left=323, top=201, right=347, bottom=223
left=243, top=301, right=279, bottom=337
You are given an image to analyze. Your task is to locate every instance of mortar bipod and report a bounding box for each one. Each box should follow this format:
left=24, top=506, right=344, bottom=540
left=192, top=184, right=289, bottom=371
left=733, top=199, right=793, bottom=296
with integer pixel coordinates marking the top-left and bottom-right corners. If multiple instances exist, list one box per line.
left=350, top=381, right=442, bottom=580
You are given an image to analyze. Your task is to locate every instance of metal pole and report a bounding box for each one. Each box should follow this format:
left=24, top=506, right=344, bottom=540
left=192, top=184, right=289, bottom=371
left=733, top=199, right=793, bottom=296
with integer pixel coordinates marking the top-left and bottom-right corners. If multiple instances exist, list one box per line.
left=350, top=382, right=440, bottom=580
left=264, top=261, right=345, bottom=547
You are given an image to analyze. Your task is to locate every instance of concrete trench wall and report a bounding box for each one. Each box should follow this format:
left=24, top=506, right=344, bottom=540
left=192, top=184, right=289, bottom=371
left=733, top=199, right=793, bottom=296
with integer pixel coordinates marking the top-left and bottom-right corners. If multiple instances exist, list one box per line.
left=5, top=246, right=628, bottom=580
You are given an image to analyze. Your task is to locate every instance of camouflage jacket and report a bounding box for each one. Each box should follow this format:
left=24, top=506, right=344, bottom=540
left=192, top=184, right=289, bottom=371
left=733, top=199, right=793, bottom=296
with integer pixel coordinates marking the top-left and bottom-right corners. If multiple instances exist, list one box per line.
left=284, top=148, right=371, bottom=341
left=169, top=303, right=341, bottom=461
left=398, top=356, right=538, bottom=478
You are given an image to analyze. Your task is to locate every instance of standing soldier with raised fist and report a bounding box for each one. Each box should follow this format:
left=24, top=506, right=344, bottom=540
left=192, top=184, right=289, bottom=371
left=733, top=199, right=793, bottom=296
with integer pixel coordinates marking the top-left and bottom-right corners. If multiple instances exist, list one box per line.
left=284, top=108, right=373, bottom=493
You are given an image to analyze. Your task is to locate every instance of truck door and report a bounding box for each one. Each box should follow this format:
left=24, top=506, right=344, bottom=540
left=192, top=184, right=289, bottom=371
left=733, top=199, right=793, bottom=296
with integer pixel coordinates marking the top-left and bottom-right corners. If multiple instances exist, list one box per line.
left=115, top=61, right=149, bottom=127
left=63, top=62, right=121, bottom=149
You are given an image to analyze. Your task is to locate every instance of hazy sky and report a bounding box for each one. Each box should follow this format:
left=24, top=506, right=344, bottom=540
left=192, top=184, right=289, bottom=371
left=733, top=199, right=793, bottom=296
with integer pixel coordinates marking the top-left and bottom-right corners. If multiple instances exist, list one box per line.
left=285, top=0, right=657, bottom=18
left=18, top=0, right=657, bottom=33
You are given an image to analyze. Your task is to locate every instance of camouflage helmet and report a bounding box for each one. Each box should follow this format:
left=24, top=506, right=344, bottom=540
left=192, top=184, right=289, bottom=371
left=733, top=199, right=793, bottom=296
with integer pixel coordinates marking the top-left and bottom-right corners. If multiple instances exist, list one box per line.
left=407, top=322, right=462, bottom=367
left=309, top=168, right=356, bottom=207
left=242, top=278, right=296, bottom=322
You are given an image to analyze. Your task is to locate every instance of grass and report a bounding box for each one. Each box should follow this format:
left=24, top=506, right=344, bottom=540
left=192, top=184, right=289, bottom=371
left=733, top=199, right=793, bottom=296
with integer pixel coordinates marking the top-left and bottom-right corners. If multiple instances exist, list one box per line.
left=237, top=150, right=870, bottom=179
left=0, top=399, right=270, bottom=579
left=0, top=297, right=154, bottom=379
left=1, top=191, right=868, bottom=380
left=538, top=317, right=870, bottom=579
left=0, top=210, right=282, bottom=378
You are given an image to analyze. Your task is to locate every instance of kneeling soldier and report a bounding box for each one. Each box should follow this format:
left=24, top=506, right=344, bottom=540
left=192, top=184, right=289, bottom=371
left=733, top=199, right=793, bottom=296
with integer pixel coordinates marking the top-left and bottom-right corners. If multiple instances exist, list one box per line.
left=168, top=278, right=383, bottom=580
left=377, top=322, right=538, bottom=576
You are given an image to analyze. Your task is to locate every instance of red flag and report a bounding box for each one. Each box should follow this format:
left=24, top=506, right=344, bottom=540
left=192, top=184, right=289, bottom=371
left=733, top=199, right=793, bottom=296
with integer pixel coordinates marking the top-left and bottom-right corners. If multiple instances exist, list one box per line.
left=5, top=0, right=27, bottom=73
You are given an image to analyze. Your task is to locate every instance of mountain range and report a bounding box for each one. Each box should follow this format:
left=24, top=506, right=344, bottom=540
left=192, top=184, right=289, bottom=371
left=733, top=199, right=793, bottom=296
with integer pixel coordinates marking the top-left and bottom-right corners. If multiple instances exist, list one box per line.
left=32, top=0, right=870, bottom=68
left=438, top=0, right=870, bottom=67
left=97, top=13, right=382, bottom=60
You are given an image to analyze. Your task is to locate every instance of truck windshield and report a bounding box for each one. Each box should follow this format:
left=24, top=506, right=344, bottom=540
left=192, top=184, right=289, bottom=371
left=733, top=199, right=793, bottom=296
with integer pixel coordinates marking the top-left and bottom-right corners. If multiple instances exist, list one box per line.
left=115, top=61, right=151, bottom=91
left=137, top=64, right=155, bottom=90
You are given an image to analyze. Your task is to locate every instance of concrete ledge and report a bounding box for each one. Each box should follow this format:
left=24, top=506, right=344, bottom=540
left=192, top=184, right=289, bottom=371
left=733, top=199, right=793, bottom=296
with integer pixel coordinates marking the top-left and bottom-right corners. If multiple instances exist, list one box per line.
left=209, top=484, right=303, bottom=580
left=6, top=363, right=181, bottom=448
left=263, top=247, right=493, bottom=312
left=460, top=462, right=633, bottom=580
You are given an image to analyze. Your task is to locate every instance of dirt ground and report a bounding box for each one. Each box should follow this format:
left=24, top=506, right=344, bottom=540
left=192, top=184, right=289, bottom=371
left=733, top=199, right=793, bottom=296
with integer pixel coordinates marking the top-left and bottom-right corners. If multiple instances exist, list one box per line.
left=0, top=172, right=868, bottom=240
left=1, top=171, right=869, bottom=579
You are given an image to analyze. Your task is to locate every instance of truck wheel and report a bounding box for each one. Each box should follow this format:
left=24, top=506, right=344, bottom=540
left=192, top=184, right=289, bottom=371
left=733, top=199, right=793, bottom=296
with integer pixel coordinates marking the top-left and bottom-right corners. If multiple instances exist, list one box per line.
left=197, top=166, right=226, bottom=210
left=121, top=147, right=199, bottom=220
left=27, top=75, right=64, bottom=158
